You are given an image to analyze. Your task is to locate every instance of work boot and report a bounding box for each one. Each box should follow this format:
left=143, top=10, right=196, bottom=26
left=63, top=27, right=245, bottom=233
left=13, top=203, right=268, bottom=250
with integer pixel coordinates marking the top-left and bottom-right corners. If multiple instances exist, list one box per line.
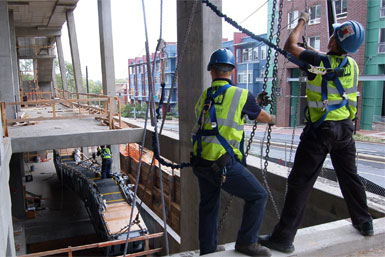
left=259, top=235, right=295, bottom=254
left=235, top=242, right=271, bottom=256
left=353, top=221, right=374, bottom=236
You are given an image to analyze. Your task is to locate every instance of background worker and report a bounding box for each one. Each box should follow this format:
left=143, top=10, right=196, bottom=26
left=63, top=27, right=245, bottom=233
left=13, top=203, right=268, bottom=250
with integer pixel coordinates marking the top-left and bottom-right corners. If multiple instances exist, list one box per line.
left=97, top=145, right=113, bottom=179
left=259, top=12, right=373, bottom=254
left=191, top=48, right=275, bottom=256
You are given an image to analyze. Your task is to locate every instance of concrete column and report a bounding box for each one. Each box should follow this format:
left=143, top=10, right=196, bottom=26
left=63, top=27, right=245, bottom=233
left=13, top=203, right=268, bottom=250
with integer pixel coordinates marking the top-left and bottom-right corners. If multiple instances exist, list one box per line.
left=33, top=59, right=38, bottom=93
left=9, top=153, right=26, bottom=219
left=66, top=10, right=83, bottom=95
left=55, top=36, right=68, bottom=97
left=97, top=0, right=116, bottom=98
left=98, top=0, right=120, bottom=173
left=177, top=0, right=223, bottom=251
left=51, top=61, right=58, bottom=98
left=9, top=11, right=20, bottom=107
left=111, top=145, right=120, bottom=174
left=0, top=1, right=16, bottom=119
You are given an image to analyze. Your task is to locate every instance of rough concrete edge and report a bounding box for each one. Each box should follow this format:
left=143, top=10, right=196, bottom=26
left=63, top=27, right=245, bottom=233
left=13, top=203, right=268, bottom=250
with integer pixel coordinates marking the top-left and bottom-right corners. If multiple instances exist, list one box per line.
left=198, top=217, right=385, bottom=257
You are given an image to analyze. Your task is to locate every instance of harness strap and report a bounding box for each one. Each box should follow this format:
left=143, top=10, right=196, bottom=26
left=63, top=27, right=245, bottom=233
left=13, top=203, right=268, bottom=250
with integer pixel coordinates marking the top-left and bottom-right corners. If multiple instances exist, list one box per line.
left=313, top=56, right=350, bottom=128
left=193, top=84, right=235, bottom=159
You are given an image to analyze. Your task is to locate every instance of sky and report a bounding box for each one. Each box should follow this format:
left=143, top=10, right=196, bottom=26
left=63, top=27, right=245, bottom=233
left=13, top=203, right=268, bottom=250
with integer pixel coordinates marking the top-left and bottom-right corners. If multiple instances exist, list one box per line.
left=60, top=0, right=268, bottom=81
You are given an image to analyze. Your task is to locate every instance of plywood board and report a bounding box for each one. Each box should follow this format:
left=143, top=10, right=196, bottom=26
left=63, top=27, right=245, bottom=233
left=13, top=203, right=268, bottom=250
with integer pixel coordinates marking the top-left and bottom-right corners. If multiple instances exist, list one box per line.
left=103, top=202, right=147, bottom=235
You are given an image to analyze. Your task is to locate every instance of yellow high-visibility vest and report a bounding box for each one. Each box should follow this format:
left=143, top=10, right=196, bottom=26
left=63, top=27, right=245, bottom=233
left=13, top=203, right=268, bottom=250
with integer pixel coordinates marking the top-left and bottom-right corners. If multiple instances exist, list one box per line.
left=192, top=80, right=248, bottom=162
left=306, top=55, right=358, bottom=123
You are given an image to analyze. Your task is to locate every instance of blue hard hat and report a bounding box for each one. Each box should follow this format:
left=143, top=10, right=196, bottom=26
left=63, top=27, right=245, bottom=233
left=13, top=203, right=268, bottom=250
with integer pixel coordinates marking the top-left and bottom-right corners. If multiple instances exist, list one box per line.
left=207, top=48, right=235, bottom=71
left=332, top=20, right=365, bottom=53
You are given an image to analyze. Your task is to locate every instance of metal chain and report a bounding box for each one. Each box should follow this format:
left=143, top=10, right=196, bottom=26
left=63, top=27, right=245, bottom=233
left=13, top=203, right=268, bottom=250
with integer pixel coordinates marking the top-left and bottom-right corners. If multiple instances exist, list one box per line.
left=259, top=0, right=283, bottom=220
left=217, top=194, right=233, bottom=233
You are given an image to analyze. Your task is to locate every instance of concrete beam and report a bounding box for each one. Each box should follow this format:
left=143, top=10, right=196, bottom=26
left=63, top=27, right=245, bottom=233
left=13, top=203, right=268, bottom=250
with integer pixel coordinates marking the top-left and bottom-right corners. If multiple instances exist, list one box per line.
left=177, top=0, right=223, bottom=251
left=15, top=27, right=61, bottom=37
left=10, top=128, right=144, bottom=153
left=66, top=10, right=83, bottom=94
left=18, top=55, right=56, bottom=59
left=0, top=2, right=16, bottom=119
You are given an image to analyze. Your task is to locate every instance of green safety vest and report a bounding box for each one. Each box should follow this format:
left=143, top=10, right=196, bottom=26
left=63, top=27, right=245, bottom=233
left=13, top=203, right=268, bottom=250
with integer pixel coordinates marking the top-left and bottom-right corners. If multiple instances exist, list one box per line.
left=192, top=80, right=248, bottom=162
left=102, top=148, right=112, bottom=159
left=306, top=55, right=358, bottom=123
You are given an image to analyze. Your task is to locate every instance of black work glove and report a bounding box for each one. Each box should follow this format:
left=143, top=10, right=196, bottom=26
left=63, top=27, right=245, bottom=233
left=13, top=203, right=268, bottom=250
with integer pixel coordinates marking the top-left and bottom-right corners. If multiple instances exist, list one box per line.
left=257, top=92, right=271, bottom=106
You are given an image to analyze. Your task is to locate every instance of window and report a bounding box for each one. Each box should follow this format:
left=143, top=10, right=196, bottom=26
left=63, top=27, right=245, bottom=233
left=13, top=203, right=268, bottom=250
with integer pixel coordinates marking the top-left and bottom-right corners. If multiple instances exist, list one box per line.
left=309, top=36, right=321, bottom=50
left=335, top=0, right=347, bottom=19
left=260, top=69, right=266, bottom=78
left=154, top=76, right=160, bottom=84
left=253, top=48, right=259, bottom=61
left=288, top=10, right=298, bottom=29
left=164, top=59, right=169, bottom=69
left=248, top=48, right=253, bottom=61
left=379, top=28, right=385, bottom=54
left=261, top=45, right=267, bottom=60
left=381, top=0, right=385, bottom=18
left=247, top=70, right=253, bottom=83
left=237, top=71, right=247, bottom=83
left=237, top=70, right=252, bottom=84
left=242, top=48, right=249, bottom=62
left=309, top=5, right=321, bottom=24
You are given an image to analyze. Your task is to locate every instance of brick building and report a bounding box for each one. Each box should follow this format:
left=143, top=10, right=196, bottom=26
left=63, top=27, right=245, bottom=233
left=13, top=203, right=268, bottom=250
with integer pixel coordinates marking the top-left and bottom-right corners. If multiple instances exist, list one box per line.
left=269, top=0, right=370, bottom=128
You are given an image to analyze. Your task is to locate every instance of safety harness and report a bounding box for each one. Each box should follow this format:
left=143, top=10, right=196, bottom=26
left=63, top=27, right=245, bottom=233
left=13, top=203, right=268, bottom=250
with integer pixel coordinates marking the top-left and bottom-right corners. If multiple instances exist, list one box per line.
left=313, top=55, right=351, bottom=128
left=192, top=84, right=236, bottom=160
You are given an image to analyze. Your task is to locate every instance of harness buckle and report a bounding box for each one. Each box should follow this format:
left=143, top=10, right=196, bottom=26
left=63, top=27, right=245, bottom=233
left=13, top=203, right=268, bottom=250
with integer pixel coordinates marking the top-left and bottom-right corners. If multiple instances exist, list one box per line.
left=308, top=65, right=327, bottom=75
left=200, top=102, right=212, bottom=129
left=322, top=100, right=328, bottom=111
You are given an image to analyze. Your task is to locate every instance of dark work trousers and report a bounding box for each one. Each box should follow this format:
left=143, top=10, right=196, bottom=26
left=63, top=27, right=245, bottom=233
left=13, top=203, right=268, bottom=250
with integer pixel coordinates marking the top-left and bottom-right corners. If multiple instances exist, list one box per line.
left=101, top=158, right=112, bottom=179
left=271, top=119, right=372, bottom=244
left=193, top=156, right=267, bottom=255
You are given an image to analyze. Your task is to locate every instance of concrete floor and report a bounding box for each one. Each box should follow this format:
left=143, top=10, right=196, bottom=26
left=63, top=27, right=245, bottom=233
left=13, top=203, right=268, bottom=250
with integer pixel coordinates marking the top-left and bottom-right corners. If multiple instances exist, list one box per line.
left=13, top=151, right=96, bottom=255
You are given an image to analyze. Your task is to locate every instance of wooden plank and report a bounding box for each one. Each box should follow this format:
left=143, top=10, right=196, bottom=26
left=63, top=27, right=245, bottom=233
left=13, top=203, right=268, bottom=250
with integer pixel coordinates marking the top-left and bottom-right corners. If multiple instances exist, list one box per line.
left=52, top=103, right=56, bottom=117
left=1, top=102, right=8, bottom=137
left=7, top=114, right=105, bottom=123
left=6, top=97, right=109, bottom=106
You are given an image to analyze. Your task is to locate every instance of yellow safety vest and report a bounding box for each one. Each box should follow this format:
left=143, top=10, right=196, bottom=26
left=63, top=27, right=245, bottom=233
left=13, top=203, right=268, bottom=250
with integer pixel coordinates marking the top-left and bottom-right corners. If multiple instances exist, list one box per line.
left=192, top=80, right=248, bottom=161
left=102, top=148, right=112, bottom=159
left=306, top=55, right=358, bottom=123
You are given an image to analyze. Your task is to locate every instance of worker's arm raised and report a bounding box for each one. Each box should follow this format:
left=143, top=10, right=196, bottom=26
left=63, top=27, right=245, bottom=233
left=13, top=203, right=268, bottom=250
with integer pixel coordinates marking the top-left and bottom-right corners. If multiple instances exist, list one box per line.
left=284, top=12, right=310, bottom=58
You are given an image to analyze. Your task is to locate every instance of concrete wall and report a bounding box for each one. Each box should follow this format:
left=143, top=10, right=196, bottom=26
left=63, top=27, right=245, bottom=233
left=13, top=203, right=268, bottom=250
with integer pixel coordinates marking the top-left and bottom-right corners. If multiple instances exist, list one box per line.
left=140, top=127, right=385, bottom=247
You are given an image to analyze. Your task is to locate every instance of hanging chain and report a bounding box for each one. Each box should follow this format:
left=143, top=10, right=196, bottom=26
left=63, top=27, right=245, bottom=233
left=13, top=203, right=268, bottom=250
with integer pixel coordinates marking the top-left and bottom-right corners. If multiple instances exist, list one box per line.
left=263, top=0, right=283, bottom=220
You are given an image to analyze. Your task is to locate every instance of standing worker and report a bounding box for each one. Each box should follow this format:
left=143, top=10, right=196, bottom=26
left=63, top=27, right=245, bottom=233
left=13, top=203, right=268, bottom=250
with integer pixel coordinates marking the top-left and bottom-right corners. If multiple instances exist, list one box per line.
left=259, top=12, right=373, bottom=254
left=191, top=48, right=275, bottom=256
left=98, top=145, right=113, bottom=179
